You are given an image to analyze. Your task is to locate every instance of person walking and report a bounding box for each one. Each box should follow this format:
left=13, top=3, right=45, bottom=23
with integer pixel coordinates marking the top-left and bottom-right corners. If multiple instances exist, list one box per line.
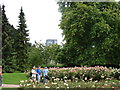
left=31, top=66, right=37, bottom=82
left=43, top=67, right=49, bottom=84
left=36, top=66, right=42, bottom=82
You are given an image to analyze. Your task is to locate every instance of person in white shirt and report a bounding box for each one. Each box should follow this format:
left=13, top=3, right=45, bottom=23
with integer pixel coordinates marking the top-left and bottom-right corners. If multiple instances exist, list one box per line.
left=31, top=66, right=37, bottom=82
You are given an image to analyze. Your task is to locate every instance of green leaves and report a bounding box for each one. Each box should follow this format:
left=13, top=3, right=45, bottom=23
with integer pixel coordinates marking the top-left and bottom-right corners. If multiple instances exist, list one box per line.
left=58, top=2, right=120, bottom=66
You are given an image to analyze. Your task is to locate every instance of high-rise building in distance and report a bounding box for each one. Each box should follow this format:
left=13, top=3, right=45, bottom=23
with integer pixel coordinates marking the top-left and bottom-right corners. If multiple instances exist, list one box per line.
left=46, top=39, right=57, bottom=46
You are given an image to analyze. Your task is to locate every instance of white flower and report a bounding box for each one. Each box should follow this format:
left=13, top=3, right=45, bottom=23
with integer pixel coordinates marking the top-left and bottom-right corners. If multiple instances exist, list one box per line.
left=112, top=82, right=115, bottom=84
left=52, top=77, right=55, bottom=78
left=52, top=82, right=57, bottom=85
left=101, top=75, right=104, bottom=78
left=45, top=86, right=50, bottom=88
left=56, top=87, right=59, bottom=89
left=64, top=83, right=68, bottom=86
left=89, top=78, right=93, bottom=81
left=67, top=87, right=69, bottom=88
left=64, top=83, right=67, bottom=85
left=66, top=84, right=68, bottom=86
left=85, top=77, right=87, bottom=80
left=64, top=76, right=67, bottom=79
left=27, top=84, right=31, bottom=86
left=56, top=78, right=60, bottom=81
left=64, top=80, right=67, bottom=82
left=20, top=80, right=24, bottom=83
left=75, top=78, right=78, bottom=79
left=94, top=80, right=98, bottom=82
left=54, top=79, right=57, bottom=81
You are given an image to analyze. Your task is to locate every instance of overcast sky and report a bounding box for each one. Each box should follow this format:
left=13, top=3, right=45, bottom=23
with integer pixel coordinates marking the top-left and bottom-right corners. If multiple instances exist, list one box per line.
left=0, top=0, right=119, bottom=45
left=0, top=0, right=63, bottom=45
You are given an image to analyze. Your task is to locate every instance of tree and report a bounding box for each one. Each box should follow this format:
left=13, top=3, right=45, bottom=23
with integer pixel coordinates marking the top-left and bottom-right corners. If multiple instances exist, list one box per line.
left=27, top=41, right=62, bottom=68
left=45, top=44, right=61, bottom=65
left=27, top=41, right=45, bottom=68
left=2, top=5, right=16, bottom=72
left=16, top=7, right=29, bottom=72
left=58, top=2, right=120, bottom=66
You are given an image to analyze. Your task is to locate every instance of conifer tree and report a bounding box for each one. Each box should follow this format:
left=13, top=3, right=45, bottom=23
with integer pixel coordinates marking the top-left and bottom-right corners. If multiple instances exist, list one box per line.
left=16, top=7, right=29, bottom=72
left=2, top=5, right=16, bottom=72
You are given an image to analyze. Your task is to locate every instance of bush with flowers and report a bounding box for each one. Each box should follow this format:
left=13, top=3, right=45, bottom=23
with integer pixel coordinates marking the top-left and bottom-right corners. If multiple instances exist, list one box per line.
left=48, top=66, right=118, bottom=81
left=19, top=78, right=120, bottom=88
left=20, top=66, right=119, bottom=88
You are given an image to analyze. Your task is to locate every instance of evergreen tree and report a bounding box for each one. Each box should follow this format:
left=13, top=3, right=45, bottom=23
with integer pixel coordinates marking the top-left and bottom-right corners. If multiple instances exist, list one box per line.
left=16, top=7, right=29, bottom=72
left=2, top=5, right=16, bottom=72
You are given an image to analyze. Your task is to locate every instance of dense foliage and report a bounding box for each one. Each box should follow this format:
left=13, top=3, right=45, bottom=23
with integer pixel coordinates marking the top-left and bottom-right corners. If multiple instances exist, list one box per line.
left=2, top=5, right=17, bottom=72
left=57, top=2, right=120, bottom=66
left=27, top=42, right=62, bottom=69
left=2, top=5, right=30, bottom=72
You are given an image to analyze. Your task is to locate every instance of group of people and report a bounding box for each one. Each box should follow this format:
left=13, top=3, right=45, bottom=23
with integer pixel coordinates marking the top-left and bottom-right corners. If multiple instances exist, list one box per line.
left=31, top=66, right=49, bottom=84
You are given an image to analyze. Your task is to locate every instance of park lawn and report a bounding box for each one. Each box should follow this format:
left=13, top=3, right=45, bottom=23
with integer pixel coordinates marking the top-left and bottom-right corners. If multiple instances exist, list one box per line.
left=2, top=73, right=28, bottom=84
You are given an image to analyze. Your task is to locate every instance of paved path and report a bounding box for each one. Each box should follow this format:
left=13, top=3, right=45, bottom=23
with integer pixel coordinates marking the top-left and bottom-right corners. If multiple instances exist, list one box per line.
left=2, top=84, right=20, bottom=88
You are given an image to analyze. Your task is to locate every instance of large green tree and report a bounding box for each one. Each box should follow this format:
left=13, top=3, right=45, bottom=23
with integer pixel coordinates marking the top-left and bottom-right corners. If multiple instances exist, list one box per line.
left=16, top=7, right=29, bottom=72
left=2, top=5, right=17, bottom=72
left=58, top=2, right=120, bottom=66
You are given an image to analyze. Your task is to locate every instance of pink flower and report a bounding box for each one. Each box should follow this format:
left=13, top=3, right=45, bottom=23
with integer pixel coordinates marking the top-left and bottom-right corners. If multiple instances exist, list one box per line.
left=112, top=87, right=115, bottom=88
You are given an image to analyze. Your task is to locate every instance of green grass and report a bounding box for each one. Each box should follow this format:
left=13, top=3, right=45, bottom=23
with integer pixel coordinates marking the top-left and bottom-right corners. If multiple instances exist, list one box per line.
left=2, top=73, right=28, bottom=84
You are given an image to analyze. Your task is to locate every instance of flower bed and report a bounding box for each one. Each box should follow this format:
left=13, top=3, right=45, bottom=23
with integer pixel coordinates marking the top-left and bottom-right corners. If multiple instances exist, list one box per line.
left=20, top=79, right=120, bottom=88
left=21, top=66, right=119, bottom=88
left=48, top=66, right=118, bottom=81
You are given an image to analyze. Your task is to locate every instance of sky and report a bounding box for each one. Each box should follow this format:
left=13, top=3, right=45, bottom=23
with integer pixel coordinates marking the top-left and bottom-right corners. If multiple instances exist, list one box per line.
left=0, top=0, right=119, bottom=45
left=0, top=0, right=63, bottom=45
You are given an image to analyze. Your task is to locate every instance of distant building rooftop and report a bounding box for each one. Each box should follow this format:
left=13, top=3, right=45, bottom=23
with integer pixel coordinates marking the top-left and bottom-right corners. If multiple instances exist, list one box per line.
left=46, top=39, right=57, bottom=46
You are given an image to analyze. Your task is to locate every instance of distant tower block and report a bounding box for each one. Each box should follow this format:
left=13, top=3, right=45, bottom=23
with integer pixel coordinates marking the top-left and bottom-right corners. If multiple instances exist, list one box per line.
left=46, top=39, right=57, bottom=46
